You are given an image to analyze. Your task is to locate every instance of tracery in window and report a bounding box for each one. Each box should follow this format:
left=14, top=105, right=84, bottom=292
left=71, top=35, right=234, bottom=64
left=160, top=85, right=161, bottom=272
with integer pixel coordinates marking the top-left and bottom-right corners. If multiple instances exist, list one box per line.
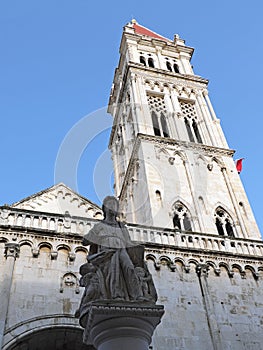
left=148, top=95, right=170, bottom=137
left=173, top=202, right=192, bottom=231
left=180, top=100, right=203, bottom=144
left=214, top=207, right=235, bottom=237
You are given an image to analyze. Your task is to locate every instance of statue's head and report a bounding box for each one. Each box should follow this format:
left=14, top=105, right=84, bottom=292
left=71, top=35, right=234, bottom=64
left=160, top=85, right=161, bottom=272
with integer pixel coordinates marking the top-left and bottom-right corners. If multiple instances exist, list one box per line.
left=102, top=196, right=119, bottom=218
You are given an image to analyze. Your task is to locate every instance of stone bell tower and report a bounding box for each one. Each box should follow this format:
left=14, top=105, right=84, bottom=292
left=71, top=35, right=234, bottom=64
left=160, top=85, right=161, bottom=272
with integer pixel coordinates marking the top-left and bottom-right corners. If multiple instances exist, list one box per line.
left=108, top=19, right=260, bottom=240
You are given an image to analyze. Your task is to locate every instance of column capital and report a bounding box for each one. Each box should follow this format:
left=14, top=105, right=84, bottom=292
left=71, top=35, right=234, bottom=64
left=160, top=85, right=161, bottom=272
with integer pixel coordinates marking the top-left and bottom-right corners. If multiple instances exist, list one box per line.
left=80, top=302, right=164, bottom=350
left=196, top=263, right=209, bottom=278
left=4, top=243, right=20, bottom=259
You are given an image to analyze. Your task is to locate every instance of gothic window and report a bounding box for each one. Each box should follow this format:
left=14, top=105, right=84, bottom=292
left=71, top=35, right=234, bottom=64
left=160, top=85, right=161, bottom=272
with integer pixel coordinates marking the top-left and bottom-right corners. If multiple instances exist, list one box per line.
left=173, top=203, right=192, bottom=231
left=166, top=61, right=172, bottom=72
left=173, top=63, right=179, bottom=73
left=180, top=100, right=203, bottom=144
left=214, top=208, right=235, bottom=237
left=151, top=111, right=161, bottom=136
left=160, top=112, right=169, bottom=137
left=148, top=57, right=155, bottom=68
left=140, top=55, right=146, bottom=66
left=165, top=58, right=180, bottom=73
left=139, top=53, right=156, bottom=68
left=184, top=118, right=194, bottom=142
left=192, top=120, right=202, bottom=143
left=148, top=95, right=170, bottom=138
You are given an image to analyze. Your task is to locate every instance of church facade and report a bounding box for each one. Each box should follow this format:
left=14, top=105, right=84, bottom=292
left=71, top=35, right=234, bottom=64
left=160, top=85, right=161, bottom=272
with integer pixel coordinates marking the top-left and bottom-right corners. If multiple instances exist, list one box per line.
left=1, top=21, right=263, bottom=350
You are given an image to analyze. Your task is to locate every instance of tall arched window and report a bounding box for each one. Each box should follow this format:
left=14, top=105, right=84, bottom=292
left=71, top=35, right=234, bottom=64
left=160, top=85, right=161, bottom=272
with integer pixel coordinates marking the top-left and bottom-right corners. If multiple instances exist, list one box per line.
left=184, top=118, right=195, bottom=142
left=140, top=56, right=146, bottom=66
left=192, top=120, right=202, bottom=143
left=166, top=61, right=172, bottom=72
left=160, top=112, right=169, bottom=137
left=215, top=207, right=235, bottom=237
left=148, top=57, right=155, bottom=68
left=148, top=95, right=170, bottom=138
left=173, top=63, right=179, bottom=73
left=180, top=100, right=203, bottom=144
left=151, top=111, right=161, bottom=136
left=173, top=203, right=192, bottom=231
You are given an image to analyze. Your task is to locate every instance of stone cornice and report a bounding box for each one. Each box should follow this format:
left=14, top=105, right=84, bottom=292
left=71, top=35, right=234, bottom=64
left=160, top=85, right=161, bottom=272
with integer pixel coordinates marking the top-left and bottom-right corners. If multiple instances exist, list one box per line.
left=119, top=133, right=235, bottom=201
left=108, top=62, right=208, bottom=110
left=137, top=133, right=235, bottom=156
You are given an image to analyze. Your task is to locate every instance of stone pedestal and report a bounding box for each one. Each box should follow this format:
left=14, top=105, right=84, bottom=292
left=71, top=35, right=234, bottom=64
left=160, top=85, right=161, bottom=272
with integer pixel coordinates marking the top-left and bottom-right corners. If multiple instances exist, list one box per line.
left=79, top=302, right=164, bottom=350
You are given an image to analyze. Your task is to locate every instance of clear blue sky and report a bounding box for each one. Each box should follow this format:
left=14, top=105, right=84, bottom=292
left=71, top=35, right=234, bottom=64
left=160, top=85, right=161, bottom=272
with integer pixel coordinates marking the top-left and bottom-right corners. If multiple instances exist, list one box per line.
left=1, top=1, right=262, bottom=235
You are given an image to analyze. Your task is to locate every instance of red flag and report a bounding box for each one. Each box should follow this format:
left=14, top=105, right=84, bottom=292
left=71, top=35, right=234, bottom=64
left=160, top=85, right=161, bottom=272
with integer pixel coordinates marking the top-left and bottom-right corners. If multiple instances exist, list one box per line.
left=236, top=158, right=244, bottom=174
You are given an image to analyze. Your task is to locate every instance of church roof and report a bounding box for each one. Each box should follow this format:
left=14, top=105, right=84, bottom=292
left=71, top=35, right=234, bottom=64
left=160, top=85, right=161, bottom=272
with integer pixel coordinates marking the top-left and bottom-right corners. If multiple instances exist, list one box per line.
left=11, top=183, right=103, bottom=219
left=131, top=20, right=170, bottom=42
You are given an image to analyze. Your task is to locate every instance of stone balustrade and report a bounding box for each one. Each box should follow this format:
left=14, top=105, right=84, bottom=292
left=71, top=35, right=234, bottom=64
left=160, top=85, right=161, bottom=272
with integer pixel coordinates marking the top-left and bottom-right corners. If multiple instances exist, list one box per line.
left=0, top=206, right=96, bottom=236
left=1, top=206, right=263, bottom=257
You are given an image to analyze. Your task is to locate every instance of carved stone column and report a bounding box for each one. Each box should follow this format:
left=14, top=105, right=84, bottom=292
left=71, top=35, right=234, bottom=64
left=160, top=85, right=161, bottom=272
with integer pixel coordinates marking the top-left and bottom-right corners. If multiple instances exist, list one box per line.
left=79, top=302, right=164, bottom=350
left=0, top=243, right=20, bottom=348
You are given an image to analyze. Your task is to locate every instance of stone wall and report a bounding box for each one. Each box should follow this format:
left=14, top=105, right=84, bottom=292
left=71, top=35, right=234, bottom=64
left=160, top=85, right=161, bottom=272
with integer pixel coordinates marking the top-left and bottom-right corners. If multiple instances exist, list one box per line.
left=1, top=216, right=263, bottom=349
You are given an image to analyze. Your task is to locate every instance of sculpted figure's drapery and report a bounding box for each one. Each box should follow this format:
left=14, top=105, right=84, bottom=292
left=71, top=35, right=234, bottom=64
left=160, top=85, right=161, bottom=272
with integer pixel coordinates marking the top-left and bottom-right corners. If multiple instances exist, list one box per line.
left=77, top=196, right=157, bottom=315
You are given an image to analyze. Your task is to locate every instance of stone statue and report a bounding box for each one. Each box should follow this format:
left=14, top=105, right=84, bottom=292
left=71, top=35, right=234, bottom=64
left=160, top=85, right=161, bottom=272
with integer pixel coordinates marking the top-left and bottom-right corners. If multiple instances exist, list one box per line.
left=77, top=196, right=157, bottom=310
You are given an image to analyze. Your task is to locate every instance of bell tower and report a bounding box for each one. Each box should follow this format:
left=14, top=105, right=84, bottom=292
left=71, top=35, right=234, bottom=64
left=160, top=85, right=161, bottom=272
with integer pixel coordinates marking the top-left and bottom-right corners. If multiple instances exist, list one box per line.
left=108, top=20, right=261, bottom=240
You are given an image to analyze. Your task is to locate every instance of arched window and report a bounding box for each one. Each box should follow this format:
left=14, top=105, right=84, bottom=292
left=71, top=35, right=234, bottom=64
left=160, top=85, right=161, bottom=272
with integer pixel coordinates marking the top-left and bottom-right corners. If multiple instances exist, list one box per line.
left=173, top=63, right=179, bottom=73
left=180, top=100, right=203, bottom=144
left=166, top=61, right=172, bottom=72
left=215, top=208, right=235, bottom=237
left=173, top=214, right=181, bottom=230
left=148, top=57, right=155, bottom=68
left=148, top=95, right=170, bottom=138
left=160, top=112, right=169, bottom=137
left=216, top=217, right=224, bottom=236
left=192, top=120, right=202, bottom=143
left=184, top=118, right=195, bottom=142
left=225, top=219, right=234, bottom=237
left=173, top=203, right=192, bottom=231
left=151, top=111, right=161, bottom=136
left=140, top=56, right=146, bottom=66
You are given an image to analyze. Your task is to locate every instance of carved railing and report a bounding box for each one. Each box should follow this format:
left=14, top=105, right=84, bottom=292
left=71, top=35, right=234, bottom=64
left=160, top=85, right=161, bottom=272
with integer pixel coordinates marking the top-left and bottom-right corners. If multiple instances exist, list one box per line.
left=127, top=225, right=263, bottom=257
left=1, top=206, right=263, bottom=257
left=0, top=206, right=96, bottom=236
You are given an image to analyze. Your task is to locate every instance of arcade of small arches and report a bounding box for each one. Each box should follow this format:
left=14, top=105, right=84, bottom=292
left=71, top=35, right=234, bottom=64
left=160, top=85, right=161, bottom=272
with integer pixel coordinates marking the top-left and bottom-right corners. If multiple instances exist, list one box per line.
left=139, top=52, right=180, bottom=74
left=145, top=253, right=263, bottom=280
left=0, top=237, right=88, bottom=261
